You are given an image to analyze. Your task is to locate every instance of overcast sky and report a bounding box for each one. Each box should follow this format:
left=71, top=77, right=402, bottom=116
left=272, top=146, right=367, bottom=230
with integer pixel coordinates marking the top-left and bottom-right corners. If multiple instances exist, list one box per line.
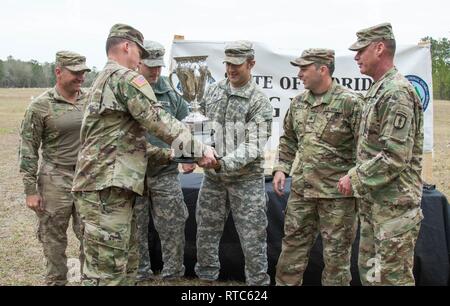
left=0, top=0, right=448, bottom=69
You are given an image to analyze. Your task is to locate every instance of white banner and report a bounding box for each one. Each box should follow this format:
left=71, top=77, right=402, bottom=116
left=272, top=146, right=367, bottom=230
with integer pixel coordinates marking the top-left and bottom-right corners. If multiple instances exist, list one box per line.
left=170, top=40, right=433, bottom=153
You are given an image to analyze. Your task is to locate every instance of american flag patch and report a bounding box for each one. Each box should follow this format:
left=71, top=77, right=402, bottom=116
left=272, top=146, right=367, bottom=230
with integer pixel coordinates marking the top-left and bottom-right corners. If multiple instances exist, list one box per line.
left=131, top=75, right=148, bottom=88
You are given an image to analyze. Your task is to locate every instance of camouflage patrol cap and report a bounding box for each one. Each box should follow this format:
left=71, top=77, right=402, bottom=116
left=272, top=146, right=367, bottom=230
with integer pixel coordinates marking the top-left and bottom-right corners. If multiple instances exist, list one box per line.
left=349, top=22, right=395, bottom=51
left=108, top=23, right=149, bottom=58
left=141, top=40, right=165, bottom=67
left=55, top=51, right=91, bottom=72
left=223, top=40, right=255, bottom=65
left=290, top=48, right=335, bottom=67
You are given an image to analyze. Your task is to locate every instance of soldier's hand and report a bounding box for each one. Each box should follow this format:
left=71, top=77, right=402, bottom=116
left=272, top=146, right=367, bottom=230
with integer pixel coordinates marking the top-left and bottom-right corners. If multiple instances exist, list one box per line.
left=273, top=171, right=286, bottom=197
left=338, top=175, right=353, bottom=196
left=198, top=146, right=218, bottom=168
left=182, top=163, right=196, bottom=174
left=26, top=194, right=44, bottom=212
left=169, top=149, right=175, bottom=160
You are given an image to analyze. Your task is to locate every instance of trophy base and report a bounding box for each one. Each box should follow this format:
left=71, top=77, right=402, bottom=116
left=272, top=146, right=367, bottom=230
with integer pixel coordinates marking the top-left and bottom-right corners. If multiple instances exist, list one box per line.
left=173, top=156, right=222, bottom=164
left=183, top=111, right=210, bottom=123
left=173, top=157, right=197, bottom=164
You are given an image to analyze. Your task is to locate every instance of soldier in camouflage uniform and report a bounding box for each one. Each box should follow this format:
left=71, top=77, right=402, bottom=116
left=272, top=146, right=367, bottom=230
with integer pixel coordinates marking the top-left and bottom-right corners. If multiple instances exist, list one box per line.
left=71, top=24, right=217, bottom=286
left=195, top=41, right=273, bottom=286
left=338, top=23, right=424, bottom=286
left=134, top=40, right=193, bottom=281
left=19, top=51, right=91, bottom=286
left=273, top=49, right=363, bottom=286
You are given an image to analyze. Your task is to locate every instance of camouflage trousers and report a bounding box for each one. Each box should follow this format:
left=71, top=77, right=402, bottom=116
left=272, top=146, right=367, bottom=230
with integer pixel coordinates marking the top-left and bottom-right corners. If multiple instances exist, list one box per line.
left=275, top=195, right=357, bottom=286
left=135, top=171, right=188, bottom=279
left=73, top=187, right=138, bottom=286
left=195, top=177, right=270, bottom=286
left=358, top=199, right=422, bottom=286
left=36, top=161, right=84, bottom=286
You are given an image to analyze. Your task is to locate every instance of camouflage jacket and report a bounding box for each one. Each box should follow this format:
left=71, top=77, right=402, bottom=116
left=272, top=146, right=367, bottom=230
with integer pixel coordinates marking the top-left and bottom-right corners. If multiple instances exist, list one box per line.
left=274, top=80, right=363, bottom=198
left=146, top=76, right=189, bottom=177
left=201, top=78, right=273, bottom=182
left=19, top=87, right=87, bottom=195
left=348, top=67, right=424, bottom=210
left=72, top=60, right=203, bottom=195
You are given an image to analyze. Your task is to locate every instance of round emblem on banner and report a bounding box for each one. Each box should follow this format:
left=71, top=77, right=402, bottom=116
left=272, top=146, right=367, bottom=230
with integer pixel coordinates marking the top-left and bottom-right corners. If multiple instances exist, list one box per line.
left=405, top=75, right=430, bottom=111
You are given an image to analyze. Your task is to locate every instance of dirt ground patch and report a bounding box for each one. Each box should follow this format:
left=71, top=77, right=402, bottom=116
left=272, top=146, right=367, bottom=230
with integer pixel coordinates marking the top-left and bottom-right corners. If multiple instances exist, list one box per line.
left=431, top=100, right=450, bottom=198
left=0, top=88, right=448, bottom=285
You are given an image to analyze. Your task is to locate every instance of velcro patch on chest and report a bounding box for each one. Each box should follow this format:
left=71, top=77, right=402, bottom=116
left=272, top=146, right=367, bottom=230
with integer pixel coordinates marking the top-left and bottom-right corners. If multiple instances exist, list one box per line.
left=307, top=113, right=316, bottom=123
left=131, top=75, right=149, bottom=88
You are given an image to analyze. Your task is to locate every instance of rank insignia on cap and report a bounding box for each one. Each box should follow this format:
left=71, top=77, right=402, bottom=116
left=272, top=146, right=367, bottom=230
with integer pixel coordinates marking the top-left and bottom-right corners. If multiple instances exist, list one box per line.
left=394, top=112, right=407, bottom=129
left=131, top=75, right=148, bottom=88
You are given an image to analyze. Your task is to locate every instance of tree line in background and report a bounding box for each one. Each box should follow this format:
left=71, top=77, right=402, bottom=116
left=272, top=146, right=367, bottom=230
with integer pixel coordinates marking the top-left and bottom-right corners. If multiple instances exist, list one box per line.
left=0, top=37, right=449, bottom=99
left=0, top=56, right=99, bottom=88
left=422, top=37, right=450, bottom=100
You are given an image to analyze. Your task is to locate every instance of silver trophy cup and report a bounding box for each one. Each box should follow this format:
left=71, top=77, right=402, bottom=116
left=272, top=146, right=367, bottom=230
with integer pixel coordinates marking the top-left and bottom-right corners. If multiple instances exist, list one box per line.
left=169, top=55, right=215, bottom=163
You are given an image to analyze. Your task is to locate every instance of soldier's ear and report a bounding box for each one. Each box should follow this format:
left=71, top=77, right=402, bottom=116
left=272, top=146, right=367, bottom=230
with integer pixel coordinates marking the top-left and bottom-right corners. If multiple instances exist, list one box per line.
left=55, top=66, right=62, bottom=77
left=318, top=65, right=327, bottom=75
left=375, top=41, right=385, bottom=57
left=123, top=41, right=130, bottom=53
left=122, top=41, right=133, bottom=54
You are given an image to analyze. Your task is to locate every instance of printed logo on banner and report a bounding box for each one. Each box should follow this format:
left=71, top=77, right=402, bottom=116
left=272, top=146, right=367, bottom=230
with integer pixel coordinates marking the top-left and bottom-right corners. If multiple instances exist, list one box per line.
left=405, top=75, right=430, bottom=111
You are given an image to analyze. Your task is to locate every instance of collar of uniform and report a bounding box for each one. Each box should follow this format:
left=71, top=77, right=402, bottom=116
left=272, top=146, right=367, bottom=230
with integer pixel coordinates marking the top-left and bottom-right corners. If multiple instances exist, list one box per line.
left=104, top=59, right=128, bottom=71
left=221, top=78, right=255, bottom=99
left=366, top=66, right=398, bottom=97
left=304, top=79, right=338, bottom=106
left=50, top=87, right=85, bottom=105
left=152, top=76, right=171, bottom=95
left=377, top=66, right=398, bottom=84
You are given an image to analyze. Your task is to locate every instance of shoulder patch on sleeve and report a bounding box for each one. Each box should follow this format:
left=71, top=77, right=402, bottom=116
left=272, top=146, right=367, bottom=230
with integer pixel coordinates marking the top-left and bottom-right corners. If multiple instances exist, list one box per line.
left=394, top=112, right=407, bottom=129
left=131, top=75, right=149, bottom=88
left=386, top=105, right=413, bottom=143
left=127, top=73, right=158, bottom=103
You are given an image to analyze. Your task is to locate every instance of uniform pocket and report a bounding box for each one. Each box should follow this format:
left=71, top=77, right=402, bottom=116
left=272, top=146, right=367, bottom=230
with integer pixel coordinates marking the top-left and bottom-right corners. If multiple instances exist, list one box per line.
left=358, top=154, right=383, bottom=178
left=205, top=97, right=225, bottom=118
left=83, top=222, right=127, bottom=251
left=35, top=211, right=51, bottom=243
left=38, top=162, right=58, bottom=176
left=98, top=85, right=127, bottom=114
left=292, top=106, right=307, bottom=137
left=98, top=187, right=135, bottom=211
left=318, top=110, right=347, bottom=146
left=374, top=207, right=423, bottom=240
left=82, top=188, right=134, bottom=251
left=361, top=102, right=376, bottom=137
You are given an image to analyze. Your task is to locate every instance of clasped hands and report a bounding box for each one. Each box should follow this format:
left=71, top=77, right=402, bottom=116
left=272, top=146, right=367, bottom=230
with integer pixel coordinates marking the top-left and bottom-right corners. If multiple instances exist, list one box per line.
left=176, top=146, right=220, bottom=174
left=197, top=146, right=220, bottom=170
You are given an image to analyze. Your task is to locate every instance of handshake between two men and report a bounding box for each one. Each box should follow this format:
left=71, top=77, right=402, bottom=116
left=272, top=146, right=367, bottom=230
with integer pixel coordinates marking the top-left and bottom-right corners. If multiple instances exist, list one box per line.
left=197, top=145, right=221, bottom=170
left=168, top=145, right=221, bottom=174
